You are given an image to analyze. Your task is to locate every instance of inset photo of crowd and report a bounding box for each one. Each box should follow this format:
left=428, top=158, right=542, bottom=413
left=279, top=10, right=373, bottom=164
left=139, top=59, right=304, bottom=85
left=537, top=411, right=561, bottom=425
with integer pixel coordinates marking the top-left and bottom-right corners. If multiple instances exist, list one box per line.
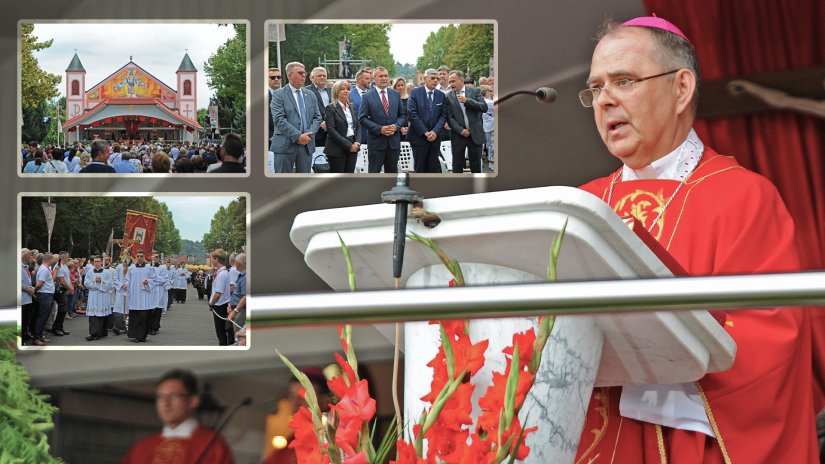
left=19, top=22, right=248, bottom=175
left=266, top=22, right=495, bottom=175
left=20, top=195, right=248, bottom=348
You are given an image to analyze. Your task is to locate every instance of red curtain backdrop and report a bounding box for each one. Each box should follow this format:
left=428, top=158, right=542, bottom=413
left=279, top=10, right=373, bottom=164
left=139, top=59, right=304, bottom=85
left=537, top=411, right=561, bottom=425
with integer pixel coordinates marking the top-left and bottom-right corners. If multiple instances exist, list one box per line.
left=644, top=0, right=825, bottom=270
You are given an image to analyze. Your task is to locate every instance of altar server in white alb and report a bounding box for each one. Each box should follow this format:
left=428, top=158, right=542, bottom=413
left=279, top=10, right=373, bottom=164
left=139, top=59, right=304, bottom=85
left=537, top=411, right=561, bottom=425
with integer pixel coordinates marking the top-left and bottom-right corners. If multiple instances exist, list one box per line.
left=148, top=253, right=169, bottom=336
left=84, top=255, right=113, bottom=341
left=126, top=249, right=155, bottom=343
left=174, top=263, right=190, bottom=304
left=112, top=256, right=129, bottom=335
left=101, top=254, right=117, bottom=333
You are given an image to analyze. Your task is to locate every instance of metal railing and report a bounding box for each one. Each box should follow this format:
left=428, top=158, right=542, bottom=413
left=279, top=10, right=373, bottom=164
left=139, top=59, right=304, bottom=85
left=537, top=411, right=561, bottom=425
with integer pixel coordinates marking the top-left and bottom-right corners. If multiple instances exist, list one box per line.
left=4, top=272, right=823, bottom=328
left=248, top=271, right=825, bottom=326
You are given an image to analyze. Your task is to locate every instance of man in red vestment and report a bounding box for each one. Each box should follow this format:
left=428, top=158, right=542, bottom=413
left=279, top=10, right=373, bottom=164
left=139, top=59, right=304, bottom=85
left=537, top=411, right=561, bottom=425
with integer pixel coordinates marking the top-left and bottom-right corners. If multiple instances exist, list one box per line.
left=573, top=16, right=819, bottom=463
left=121, top=369, right=233, bottom=464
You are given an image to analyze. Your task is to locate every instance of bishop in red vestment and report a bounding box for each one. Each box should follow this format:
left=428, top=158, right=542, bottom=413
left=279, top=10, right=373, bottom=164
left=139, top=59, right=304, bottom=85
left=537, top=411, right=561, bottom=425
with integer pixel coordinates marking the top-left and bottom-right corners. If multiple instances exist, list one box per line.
left=572, top=16, right=819, bottom=463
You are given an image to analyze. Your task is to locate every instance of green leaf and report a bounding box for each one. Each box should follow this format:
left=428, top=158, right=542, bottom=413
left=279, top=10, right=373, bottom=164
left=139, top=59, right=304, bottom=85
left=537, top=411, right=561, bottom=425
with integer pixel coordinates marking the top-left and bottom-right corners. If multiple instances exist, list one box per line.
left=338, top=232, right=357, bottom=292
left=439, top=323, right=455, bottom=380
left=503, top=343, right=519, bottom=429
left=547, top=218, right=568, bottom=283
left=407, top=232, right=464, bottom=286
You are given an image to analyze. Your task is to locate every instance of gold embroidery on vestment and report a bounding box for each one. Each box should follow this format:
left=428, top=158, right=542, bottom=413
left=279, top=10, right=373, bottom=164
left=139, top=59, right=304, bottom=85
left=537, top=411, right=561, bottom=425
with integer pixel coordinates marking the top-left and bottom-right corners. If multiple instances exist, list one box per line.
left=576, top=387, right=611, bottom=464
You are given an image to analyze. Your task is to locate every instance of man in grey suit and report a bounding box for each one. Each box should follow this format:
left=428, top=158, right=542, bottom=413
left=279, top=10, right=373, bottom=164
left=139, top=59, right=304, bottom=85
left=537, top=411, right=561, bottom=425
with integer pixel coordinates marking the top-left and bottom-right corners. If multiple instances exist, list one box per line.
left=270, top=61, right=323, bottom=173
left=445, top=70, right=487, bottom=173
left=306, top=67, right=332, bottom=149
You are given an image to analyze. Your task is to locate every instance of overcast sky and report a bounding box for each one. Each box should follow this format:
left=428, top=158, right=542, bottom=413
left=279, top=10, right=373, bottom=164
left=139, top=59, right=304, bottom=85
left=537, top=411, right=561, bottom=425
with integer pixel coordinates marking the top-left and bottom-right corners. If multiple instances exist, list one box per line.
left=155, top=196, right=238, bottom=242
left=30, top=23, right=239, bottom=110
left=386, top=23, right=445, bottom=66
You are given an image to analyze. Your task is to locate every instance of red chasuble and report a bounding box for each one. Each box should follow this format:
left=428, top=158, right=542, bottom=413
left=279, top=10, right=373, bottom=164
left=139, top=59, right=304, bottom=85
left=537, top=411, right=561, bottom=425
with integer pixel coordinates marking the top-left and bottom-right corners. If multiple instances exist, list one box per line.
left=575, top=148, right=818, bottom=463
left=121, top=425, right=233, bottom=464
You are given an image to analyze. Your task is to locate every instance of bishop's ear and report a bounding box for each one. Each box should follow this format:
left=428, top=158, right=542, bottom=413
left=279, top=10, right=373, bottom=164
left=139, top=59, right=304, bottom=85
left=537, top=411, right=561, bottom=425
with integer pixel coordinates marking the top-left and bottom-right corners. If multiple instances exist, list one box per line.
left=674, top=68, right=698, bottom=115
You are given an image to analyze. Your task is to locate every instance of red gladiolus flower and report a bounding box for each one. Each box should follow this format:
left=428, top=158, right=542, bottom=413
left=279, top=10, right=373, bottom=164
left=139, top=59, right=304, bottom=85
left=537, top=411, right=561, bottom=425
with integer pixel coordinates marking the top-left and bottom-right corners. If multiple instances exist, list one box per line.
left=329, top=378, right=376, bottom=457
left=391, top=440, right=428, bottom=464
left=328, top=352, right=359, bottom=399
left=332, top=379, right=376, bottom=423
left=477, top=369, right=536, bottom=433
left=500, top=421, right=539, bottom=460
left=502, top=328, right=536, bottom=369
left=288, top=407, right=327, bottom=463
left=428, top=320, right=466, bottom=338
left=338, top=324, right=350, bottom=353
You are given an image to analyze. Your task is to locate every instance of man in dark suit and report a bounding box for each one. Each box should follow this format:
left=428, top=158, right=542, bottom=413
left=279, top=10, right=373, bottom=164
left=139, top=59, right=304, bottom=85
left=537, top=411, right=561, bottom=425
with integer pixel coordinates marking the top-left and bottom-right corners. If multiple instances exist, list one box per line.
left=80, top=140, right=116, bottom=173
left=349, top=67, right=372, bottom=145
left=407, top=68, right=447, bottom=173
left=445, top=70, right=487, bottom=173
left=270, top=62, right=323, bottom=173
left=267, top=67, right=281, bottom=143
left=359, top=66, right=406, bottom=173
left=306, top=67, right=332, bottom=150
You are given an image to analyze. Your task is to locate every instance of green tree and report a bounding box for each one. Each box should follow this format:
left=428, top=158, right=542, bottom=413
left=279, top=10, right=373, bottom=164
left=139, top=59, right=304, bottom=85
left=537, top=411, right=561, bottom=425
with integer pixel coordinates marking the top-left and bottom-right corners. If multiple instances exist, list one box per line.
left=0, top=327, right=60, bottom=463
left=270, top=24, right=395, bottom=79
left=202, top=197, right=246, bottom=253
left=416, top=25, right=458, bottom=71
left=21, top=197, right=181, bottom=258
left=395, top=62, right=418, bottom=81
left=273, top=24, right=346, bottom=73
left=20, top=24, right=60, bottom=110
left=180, top=239, right=207, bottom=263
left=21, top=100, right=50, bottom=145
left=203, top=24, right=247, bottom=135
left=344, top=24, right=395, bottom=74
left=442, top=24, right=494, bottom=79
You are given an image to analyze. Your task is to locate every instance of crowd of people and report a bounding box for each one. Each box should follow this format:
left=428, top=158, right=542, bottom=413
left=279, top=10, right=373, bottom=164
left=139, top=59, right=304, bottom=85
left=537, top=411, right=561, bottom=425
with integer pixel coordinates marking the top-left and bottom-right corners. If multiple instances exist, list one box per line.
left=267, top=63, right=495, bottom=174
left=20, top=135, right=247, bottom=174
left=20, top=248, right=247, bottom=346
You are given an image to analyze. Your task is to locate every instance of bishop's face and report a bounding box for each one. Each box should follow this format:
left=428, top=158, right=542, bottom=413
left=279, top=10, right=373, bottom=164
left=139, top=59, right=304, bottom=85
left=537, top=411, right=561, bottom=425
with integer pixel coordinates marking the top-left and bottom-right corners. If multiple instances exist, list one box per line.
left=588, top=28, right=688, bottom=169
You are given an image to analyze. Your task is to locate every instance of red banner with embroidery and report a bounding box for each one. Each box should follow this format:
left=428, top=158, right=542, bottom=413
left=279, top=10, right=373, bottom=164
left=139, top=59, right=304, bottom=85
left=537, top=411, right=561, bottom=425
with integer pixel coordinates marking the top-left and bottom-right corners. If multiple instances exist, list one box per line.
left=124, top=210, right=158, bottom=258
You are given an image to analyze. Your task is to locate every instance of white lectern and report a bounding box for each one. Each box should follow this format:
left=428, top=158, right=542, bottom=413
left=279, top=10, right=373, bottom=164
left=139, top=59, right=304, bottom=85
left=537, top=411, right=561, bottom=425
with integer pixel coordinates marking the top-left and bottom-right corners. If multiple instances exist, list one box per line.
left=290, top=186, right=736, bottom=463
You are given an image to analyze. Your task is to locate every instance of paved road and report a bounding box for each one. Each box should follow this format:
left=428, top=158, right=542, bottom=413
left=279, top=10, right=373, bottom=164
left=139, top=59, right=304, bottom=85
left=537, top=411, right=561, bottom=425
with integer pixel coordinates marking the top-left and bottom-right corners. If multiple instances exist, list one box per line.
left=45, top=286, right=224, bottom=347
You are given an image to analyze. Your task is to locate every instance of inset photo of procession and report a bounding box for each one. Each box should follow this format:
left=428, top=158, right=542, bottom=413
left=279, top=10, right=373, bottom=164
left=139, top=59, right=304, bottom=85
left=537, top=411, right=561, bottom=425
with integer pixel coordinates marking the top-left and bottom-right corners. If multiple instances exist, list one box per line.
left=265, top=21, right=496, bottom=175
left=19, top=194, right=249, bottom=349
left=19, top=22, right=249, bottom=176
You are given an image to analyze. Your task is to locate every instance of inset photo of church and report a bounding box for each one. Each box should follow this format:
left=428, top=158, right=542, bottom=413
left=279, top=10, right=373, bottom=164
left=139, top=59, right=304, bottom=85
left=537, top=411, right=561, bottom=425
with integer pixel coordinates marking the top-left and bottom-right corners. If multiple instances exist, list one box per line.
left=265, top=22, right=496, bottom=175
left=19, top=22, right=249, bottom=175
left=19, top=194, right=249, bottom=349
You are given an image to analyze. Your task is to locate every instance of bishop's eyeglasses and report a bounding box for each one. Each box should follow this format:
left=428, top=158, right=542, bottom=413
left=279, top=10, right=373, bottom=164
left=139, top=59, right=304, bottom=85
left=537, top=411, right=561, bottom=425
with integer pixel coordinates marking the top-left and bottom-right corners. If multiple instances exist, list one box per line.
left=578, top=69, right=680, bottom=107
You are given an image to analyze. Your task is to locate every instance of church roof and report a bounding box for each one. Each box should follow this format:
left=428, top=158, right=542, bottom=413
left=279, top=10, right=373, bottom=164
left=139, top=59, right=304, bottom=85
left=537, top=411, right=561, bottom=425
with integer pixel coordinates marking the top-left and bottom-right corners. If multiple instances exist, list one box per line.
left=177, top=53, right=198, bottom=72
left=66, top=53, right=86, bottom=72
left=62, top=98, right=203, bottom=130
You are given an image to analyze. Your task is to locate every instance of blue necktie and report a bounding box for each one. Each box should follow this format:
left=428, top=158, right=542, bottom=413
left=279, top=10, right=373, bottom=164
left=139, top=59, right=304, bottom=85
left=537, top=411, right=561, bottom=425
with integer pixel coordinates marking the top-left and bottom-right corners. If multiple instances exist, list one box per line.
left=296, top=89, right=308, bottom=132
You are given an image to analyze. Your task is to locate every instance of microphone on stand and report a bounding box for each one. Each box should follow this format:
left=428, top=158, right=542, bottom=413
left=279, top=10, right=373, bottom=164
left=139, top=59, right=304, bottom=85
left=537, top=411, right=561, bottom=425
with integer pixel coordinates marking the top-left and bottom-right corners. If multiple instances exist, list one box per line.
left=494, top=87, right=557, bottom=106
left=193, top=396, right=252, bottom=464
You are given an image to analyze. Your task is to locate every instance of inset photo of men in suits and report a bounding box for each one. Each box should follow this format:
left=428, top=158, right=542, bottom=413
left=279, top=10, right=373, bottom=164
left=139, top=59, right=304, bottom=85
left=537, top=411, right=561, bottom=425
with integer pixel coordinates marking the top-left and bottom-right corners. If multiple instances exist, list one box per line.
left=445, top=70, right=487, bottom=173
left=269, top=62, right=323, bottom=173
left=358, top=66, right=406, bottom=173
left=407, top=69, right=446, bottom=173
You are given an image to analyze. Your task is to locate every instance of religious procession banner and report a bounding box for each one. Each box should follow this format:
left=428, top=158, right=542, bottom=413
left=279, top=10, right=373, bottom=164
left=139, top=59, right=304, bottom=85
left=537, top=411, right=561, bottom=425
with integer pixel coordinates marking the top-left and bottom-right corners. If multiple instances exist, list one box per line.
left=124, top=210, right=158, bottom=257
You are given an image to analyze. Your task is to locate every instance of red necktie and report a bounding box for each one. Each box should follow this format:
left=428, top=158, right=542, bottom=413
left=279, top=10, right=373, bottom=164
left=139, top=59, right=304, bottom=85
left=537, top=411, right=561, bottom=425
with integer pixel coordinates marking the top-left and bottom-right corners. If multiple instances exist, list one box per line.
left=381, top=90, right=389, bottom=114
